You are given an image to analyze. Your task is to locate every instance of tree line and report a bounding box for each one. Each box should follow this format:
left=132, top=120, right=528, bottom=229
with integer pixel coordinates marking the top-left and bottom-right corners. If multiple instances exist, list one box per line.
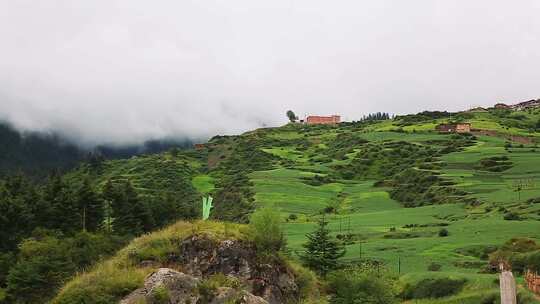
left=0, top=172, right=198, bottom=303
left=358, top=112, right=392, bottom=122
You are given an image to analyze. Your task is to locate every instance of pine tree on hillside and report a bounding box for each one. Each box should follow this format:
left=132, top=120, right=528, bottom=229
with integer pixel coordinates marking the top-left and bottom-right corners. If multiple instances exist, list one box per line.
left=45, top=174, right=79, bottom=233
left=110, top=180, right=153, bottom=235
left=0, top=183, right=34, bottom=251
left=286, top=110, right=298, bottom=123
left=300, top=215, right=346, bottom=276
left=101, top=179, right=116, bottom=233
left=76, top=178, right=103, bottom=232
left=151, top=193, right=178, bottom=227
left=110, top=180, right=135, bottom=235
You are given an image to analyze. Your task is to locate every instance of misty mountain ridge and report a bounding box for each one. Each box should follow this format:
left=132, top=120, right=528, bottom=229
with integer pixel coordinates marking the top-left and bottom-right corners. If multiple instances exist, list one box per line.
left=0, top=121, right=200, bottom=176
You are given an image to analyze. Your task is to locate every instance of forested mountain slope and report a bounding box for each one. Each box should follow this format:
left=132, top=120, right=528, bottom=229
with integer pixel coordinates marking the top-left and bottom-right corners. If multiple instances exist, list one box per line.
left=0, top=121, right=197, bottom=177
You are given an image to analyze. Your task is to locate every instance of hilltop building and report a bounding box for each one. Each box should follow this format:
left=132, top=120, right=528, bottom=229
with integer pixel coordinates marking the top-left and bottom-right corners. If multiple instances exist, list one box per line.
left=435, top=123, right=471, bottom=133
left=494, top=103, right=511, bottom=109
left=305, top=115, right=341, bottom=125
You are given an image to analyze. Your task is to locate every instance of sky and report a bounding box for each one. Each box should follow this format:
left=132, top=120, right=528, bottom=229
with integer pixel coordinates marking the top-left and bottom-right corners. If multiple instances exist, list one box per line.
left=1, top=0, right=540, bottom=146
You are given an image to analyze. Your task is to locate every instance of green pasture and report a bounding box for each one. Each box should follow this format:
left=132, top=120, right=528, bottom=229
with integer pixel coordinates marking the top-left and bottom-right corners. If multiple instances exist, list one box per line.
left=192, top=174, right=215, bottom=194
left=357, top=131, right=449, bottom=142
left=442, top=135, right=540, bottom=205
left=189, top=118, right=540, bottom=302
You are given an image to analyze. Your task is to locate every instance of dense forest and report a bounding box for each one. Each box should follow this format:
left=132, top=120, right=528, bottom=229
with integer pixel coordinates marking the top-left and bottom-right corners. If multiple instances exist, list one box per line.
left=0, top=170, right=200, bottom=303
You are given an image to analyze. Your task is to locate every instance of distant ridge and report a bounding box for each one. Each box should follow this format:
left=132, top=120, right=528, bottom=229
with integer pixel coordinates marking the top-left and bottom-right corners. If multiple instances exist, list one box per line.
left=510, top=99, right=540, bottom=110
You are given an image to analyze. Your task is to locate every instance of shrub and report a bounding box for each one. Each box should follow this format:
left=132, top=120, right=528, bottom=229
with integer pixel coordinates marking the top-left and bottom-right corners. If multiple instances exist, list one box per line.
left=401, top=277, right=466, bottom=299
left=438, top=228, right=449, bottom=237
left=328, top=266, right=398, bottom=304
left=6, top=236, right=77, bottom=303
left=248, top=208, right=285, bottom=254
left=51, top=262, right=150, bottom=304
left=151, top=285, right=170, bottom=304
left=455, top=245, right=498, bottom=260
left=480, top=292, right=499, bottom=304
left=204, top=273, right=240, bottom=289
left=287, top=261, right=319, bottom=301
left=427, top=263, right=442, bottom=271
left=504, top=212, right=522, bottom=221
left=197, top=279, right=218, bottom=304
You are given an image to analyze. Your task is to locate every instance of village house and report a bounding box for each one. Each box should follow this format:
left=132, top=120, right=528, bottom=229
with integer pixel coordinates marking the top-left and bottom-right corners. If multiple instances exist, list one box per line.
left=435, top=123, right=471, bottom=133
left=305, top=115, right=341, bottom=125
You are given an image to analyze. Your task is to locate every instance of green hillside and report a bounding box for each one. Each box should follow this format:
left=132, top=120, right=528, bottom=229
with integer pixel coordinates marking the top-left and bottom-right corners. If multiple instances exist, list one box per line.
left=3, top=108, right=540, bottom=303
left=77, top=108, right=540, bottom=302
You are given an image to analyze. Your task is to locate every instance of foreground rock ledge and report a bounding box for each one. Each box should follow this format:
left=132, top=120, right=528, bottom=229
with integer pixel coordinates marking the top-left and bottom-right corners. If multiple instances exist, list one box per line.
left=121, top=268, right=268, bottom=304
left=120, top=235, right=300, bottom=304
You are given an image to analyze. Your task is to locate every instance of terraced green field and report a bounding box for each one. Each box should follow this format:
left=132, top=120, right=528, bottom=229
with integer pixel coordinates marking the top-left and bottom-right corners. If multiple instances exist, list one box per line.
left=237, top=116, right=540, bottom=302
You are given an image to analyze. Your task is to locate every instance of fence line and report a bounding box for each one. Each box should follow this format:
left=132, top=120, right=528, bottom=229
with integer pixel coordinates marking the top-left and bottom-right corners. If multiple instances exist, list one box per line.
left=525, top=270, right=540, bottom=295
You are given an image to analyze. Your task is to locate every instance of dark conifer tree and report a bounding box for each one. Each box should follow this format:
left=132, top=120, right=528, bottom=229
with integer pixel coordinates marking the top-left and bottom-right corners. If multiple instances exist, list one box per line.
left=0, top=182, right=33, bottom=251
left=300, top=215, right=346, bottom=276
left=45, top=174, right=79, bottom=233
left=151, top=193, right=180, bottom=227
left=111, top=180, right=153, bottom=235
left=76, top=178, right=103, bottom=232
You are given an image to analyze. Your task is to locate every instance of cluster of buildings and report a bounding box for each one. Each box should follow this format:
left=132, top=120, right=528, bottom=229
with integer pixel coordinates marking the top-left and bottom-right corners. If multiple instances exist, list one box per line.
left=296, top=114, right=474, bottom=134
left=469, top=99, right=540, bottom=112
left=194, top=98, right=537, bottom=150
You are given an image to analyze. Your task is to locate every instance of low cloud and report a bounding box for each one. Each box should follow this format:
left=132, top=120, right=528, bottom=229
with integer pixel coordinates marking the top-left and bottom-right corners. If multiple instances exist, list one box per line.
left=1, top=0, right=540, bottom=146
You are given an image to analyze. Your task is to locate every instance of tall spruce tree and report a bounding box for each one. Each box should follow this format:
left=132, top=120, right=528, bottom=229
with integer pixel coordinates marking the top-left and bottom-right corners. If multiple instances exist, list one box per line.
left=300, top=215, right=346, bottom=276
left=45, top=174, right=79, bottom=233
left=76, top=178, right=103, bottom=232
left=110, top=180, right=153, bottom=235
left=101, top=179, right=117, bottom=233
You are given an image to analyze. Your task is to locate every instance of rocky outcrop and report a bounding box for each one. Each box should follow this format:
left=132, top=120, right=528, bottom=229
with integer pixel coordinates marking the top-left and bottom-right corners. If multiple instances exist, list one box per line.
left=121, top=235, right=300, bottom=304
left=211, top=288, right=268, bottom=304
left=120, top=268, right=199, bottom=304
left=121, top=268, right=268, bottom=304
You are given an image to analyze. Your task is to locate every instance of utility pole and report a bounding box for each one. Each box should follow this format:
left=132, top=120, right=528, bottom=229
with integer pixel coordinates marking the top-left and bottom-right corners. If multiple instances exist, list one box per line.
left=82, top=206, right=86, bottom=232
left=104, top=199, right=113, bottom=233
left=500, top=263, right=517, bottom=304
left=398, top=256, right=401, bottom=275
